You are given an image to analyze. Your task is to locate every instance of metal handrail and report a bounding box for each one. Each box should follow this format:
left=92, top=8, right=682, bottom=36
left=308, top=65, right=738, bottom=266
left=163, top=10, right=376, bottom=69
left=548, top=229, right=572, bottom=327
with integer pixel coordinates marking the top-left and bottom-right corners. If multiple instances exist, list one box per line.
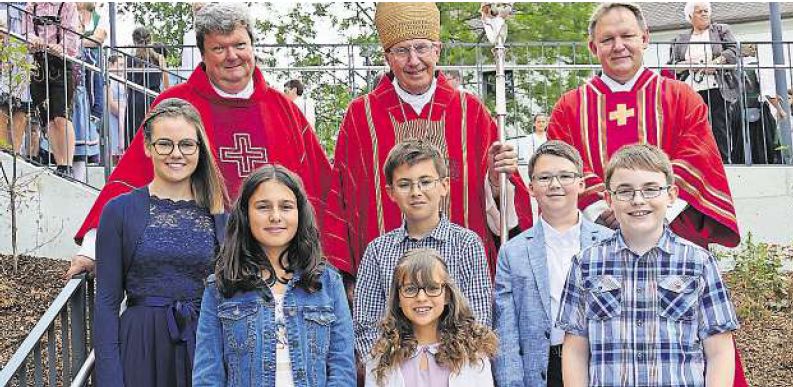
left=68, top=299, right=125, bottom=387
left=0, top=274, right=92, bottom=386
left=69, top=350, right=94, bottom=387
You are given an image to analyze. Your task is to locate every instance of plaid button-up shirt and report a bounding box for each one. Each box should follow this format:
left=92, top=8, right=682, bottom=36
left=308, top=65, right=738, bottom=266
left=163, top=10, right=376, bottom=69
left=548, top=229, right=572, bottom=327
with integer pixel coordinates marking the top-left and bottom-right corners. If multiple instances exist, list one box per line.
left=353, top=217, right=492, bottom=358
left=556, top=227, right=739, bottom=387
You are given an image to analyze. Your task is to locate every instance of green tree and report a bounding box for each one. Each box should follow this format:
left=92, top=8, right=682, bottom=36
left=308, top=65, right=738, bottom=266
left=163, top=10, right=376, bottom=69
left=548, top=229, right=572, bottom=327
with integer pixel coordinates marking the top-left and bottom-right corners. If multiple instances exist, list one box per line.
left=0, top=37, right=35, bottom=273
left=116, top=2, right=597, bottom=154
left=118, top=2, right=194, bottom=66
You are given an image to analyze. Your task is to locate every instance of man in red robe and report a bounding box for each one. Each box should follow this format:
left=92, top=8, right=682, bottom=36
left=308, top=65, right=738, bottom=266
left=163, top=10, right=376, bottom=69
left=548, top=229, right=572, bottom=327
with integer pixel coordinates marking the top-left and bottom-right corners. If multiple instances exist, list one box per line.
left=323, top=2, right=533, bottom=275
left=547, top=3, right=745, bottom=385
left=64, top=3, right=330, bottom=277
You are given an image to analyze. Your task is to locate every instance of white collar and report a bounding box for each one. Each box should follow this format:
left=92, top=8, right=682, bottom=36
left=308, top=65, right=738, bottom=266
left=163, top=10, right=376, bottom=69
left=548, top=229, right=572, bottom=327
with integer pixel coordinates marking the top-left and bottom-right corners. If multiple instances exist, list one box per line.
left=392, top=77, right=437, bottom=115
left=540, top=212, right=583, bottom=242
left=600, top=67, right=646, bottom=92
left=211, top=78, right=254, bottom=99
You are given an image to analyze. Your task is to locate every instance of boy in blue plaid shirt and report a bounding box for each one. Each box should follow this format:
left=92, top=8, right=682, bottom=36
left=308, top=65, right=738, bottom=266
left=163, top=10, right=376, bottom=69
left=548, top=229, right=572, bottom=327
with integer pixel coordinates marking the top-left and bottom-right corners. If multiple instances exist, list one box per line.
left=556, top=144, right=739, bottom=387
left=353, top=140, right=492, bottom=360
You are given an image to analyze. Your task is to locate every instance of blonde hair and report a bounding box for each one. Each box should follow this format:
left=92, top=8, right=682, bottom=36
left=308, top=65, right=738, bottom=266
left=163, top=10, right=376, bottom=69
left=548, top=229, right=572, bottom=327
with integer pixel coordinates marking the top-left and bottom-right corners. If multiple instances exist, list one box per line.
left=604, top=144, right=674, bottom=190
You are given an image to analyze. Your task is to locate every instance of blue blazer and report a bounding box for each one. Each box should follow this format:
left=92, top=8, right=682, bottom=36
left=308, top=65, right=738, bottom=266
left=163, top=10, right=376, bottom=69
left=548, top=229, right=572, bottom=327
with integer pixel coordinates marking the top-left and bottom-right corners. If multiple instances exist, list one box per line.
left=493, top=219, right=612, bottom=387
left=94, top=186, right=228, bottom=386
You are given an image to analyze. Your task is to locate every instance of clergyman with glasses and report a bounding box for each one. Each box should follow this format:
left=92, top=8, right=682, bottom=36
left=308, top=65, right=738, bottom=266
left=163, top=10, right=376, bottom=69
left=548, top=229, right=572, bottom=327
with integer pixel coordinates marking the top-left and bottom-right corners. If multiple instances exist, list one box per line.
left=353, top=140, right=493, bottom=367
left=323, top=1, right=533, bottom=287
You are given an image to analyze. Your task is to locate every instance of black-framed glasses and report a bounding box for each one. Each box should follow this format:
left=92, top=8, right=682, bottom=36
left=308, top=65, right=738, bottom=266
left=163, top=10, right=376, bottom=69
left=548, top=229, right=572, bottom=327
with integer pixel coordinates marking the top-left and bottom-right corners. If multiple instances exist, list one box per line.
left=149, top=138, right=200, bottom=156
left=610, top=186, right=669, bottom=201
left=392, top=178, right=441, bottom=194
left=532, top=172, right=581, bottom=187
left=399, top=283, right=446, bottom=298
left=387, top=42, right=437, bottom=59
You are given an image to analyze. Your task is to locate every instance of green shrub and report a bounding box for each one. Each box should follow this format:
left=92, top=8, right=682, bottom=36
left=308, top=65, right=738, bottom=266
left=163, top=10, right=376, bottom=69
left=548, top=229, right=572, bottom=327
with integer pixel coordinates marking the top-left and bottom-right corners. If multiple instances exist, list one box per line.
left=718, top=233, right=791, bottom=320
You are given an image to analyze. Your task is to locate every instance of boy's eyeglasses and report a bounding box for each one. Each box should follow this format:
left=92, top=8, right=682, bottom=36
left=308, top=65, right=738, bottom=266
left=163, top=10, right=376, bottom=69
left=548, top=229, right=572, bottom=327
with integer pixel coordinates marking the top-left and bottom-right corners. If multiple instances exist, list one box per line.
left=532, top=172, right=581, bottom=186
left=609, top=186, right=669, bottom=201
left=399, top=283, right=446, bottom=298
left=150, top=138, right=200, bottom=156
left=392, top=178, right=440, bottom=194
left=387, top=42, right=437, bottom=59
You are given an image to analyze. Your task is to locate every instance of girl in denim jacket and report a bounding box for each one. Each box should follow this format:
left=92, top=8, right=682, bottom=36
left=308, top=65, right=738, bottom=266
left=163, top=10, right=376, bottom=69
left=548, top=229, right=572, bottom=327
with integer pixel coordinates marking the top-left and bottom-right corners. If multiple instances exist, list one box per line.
left=193, top=165, right=356, bottom=387
left=365, top=249, right=497, bottom=387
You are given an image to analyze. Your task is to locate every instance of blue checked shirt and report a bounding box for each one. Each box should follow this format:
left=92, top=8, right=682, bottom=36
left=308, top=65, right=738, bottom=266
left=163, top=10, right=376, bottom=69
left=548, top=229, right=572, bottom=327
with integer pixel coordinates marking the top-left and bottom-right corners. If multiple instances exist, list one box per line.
left=353, top=216, right=492, bottom=358
left=556, top=227, right=739, bottom=387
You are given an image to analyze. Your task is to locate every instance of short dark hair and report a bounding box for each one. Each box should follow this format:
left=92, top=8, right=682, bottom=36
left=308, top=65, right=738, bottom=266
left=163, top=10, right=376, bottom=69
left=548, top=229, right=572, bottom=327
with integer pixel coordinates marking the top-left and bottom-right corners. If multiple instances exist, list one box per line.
left=284, top=79, right=304, bottom=96
left=132, top=26, right=151, bottom=44
left=383, top=140, right=448, bottom=186
left=527, top=140, right=584, bottom=179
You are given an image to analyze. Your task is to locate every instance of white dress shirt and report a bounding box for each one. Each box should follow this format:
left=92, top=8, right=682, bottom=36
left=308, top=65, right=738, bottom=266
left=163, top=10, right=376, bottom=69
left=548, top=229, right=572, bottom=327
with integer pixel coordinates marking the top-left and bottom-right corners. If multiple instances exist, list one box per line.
left=541, top=214, right=582, bottom=346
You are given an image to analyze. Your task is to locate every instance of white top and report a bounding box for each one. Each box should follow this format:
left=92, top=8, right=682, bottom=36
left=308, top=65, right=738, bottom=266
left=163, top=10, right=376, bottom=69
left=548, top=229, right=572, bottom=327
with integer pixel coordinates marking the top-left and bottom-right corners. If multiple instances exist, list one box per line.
left=212, top=78, right=254, bottom=99
left=180, top=29, right=202, bottom=79
left=600, top=66, right=645, bottom=91
left=685, top=31, right=719, bottom=92
left=274, top=291, right=295, bottom=387
left=513, top=133, right=547, bottom=163
left=392, top=77, right=438, bottom=115
left=540, top=214, right=582, bottom=345
left=294, top=95, right=316, bottom=129
left=365, top=354, right=494, bottom=387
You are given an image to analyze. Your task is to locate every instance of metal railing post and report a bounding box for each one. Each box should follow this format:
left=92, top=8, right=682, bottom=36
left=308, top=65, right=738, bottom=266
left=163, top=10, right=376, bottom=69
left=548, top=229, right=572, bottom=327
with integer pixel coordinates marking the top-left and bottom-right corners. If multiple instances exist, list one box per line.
left=69, top=276, right=88, bottom=381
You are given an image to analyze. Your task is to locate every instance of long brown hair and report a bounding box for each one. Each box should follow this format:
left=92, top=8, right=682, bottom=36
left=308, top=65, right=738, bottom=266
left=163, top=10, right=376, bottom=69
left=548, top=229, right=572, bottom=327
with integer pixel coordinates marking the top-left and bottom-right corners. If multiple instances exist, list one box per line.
left=214, top=165, right=325, bottom=298
left=371, top=248, right=498, bottom=384
left=142, top=98, right=227, bottom=214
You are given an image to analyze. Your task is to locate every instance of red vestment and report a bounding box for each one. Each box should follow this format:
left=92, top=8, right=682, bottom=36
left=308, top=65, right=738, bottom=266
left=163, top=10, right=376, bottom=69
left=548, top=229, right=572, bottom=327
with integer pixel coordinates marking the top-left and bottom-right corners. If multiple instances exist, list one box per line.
left=324, top=72, right=533, bottom=275
left=548, top=69, right=746, bottom=387
left=75, top=66, right=331, bottom=243
left=548, top=69, right=740, bottom=248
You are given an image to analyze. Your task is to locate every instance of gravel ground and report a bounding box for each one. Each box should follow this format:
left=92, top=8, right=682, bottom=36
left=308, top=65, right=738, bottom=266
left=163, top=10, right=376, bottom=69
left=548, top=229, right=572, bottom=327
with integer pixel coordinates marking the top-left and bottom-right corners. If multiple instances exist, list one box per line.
left=1, top=253, right=792, bottom=385
left=0, top=255, right=69, bottom=367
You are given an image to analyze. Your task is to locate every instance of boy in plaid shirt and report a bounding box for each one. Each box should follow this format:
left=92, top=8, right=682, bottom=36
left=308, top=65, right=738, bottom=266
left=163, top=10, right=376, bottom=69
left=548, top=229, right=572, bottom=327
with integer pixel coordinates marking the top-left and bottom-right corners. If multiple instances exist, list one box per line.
left=556, top=144, right=739, bottom=386
left=353, top=140, right=492, bottom=359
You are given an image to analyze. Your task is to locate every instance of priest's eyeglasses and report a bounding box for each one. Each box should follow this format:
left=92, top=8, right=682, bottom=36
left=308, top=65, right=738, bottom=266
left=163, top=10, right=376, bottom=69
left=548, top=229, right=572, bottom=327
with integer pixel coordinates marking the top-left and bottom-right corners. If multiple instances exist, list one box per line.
left=387, top=43, right=437, bottom=59
left=393, top=178, right=440, bottom=194
left=399, top=283, right=446, bottom=298
left=150, top=138, right=200, bottom=156
left=609, top=186, right=670, bottom=201
left=532, top=172, right=581, bottom=187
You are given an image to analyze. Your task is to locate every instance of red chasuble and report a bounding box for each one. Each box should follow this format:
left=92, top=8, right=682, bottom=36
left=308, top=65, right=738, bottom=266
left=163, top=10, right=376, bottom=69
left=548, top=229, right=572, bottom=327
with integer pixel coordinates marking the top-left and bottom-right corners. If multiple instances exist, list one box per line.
left=549, top=69, right=746, bottom=387
left=548, top=69, right=740, bottom=248
left=75, top=66, right=331, bottom=243
left=324, top=72, right=533, bottom=275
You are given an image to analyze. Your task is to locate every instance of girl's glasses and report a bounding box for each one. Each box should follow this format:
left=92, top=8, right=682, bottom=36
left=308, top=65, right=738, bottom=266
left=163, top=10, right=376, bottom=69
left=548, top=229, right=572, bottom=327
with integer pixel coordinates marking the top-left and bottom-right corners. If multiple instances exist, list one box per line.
left=399, top=283, right=445, bottom=298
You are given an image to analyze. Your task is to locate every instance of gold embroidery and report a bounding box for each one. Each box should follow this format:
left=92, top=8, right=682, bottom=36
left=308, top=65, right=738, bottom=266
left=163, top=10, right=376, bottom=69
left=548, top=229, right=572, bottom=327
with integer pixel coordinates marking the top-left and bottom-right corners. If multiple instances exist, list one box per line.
left=389, top=107, right=452, bottom=214
left=364, top=96, right=386, bottom=235
left=608, top=103, right=635, bottom=126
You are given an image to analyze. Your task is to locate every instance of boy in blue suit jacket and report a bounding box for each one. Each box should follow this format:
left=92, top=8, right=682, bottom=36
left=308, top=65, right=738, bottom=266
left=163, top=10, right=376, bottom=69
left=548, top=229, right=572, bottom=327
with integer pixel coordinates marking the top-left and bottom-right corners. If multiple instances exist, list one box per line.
left=493, top=141, right=612, bottom=387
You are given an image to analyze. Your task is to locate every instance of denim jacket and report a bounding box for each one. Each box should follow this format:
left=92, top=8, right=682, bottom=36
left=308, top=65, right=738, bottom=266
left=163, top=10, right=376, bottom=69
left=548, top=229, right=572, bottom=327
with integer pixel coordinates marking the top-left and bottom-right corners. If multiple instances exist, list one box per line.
left=192, top=267, right=356, bottom=387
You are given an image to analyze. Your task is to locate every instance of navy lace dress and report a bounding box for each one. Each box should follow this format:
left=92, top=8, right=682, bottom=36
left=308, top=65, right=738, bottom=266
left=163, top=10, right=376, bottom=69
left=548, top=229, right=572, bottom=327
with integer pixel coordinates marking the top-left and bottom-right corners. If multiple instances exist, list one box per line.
left=119, top=197, right=216, bottom=387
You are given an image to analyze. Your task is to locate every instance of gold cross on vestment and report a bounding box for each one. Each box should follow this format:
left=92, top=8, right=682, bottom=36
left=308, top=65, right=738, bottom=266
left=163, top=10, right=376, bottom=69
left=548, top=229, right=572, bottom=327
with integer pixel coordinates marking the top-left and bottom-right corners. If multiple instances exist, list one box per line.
left=608, top=104, right=635, bottom=126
